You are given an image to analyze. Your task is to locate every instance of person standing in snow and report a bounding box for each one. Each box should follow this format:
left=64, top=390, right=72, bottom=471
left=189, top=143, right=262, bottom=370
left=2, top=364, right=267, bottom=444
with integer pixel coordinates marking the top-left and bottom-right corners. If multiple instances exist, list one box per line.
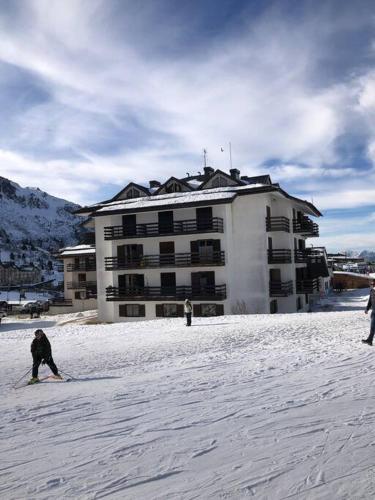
left=184, top=299, right=192, bottom=327
left=362, top=280, right=375, bottom=346
left=29, top=329, right=62, bottom=384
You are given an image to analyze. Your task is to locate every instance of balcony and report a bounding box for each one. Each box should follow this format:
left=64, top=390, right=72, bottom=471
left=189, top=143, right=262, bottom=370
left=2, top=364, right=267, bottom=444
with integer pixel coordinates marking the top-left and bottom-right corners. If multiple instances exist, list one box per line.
left=294, top=249, right=310, bottom=263
left=66, top=263, right=96, bottom=272
left=266, top=216, right=290, bottom=232
left=104, top=218, right=224, bottom=240
left=66, top=281, right=97, bottom=290
left=296, top=278, right=319, bottom=294
left=106, top=284, right=227, bottom=301
left=293, top=217, right=319, bottom=237
left=269, top=280, right=293, bottom=297
left=268, top=249, right=292, bottom=264
left=105, top=251, right=225, bottom=270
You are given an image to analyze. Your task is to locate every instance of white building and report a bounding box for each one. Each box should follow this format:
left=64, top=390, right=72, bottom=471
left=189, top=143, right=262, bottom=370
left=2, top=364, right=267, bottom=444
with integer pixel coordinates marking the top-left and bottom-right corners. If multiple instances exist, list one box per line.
left=55, top=244, right=97, bottom=313
left=77, top=169, right=327, bottom=322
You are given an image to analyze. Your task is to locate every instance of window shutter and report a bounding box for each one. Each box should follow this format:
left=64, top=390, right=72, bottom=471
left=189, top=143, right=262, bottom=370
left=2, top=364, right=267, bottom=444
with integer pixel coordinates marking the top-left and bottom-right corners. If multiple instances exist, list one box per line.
left=139, top=304, right=146, bottom=317
left=156, top=304, right=163, bottom=317
left=193, top=304, right=201, bottom=317
left=190, top=241, right=199, bottom=253
left=213, top=239, right=221, bottom=251
left=177, top=304, right=184, bottom=317
left=216, top=304, right=224, bottom=316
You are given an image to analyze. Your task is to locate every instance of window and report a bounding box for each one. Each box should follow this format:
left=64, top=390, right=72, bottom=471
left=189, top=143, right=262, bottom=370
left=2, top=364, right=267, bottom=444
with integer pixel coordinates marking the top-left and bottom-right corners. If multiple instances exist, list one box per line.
left=166, top=182, right=182, bottom=193
left=119, top=304, right=145, bottom=317
left=296, top=297, right=302, bottom=310
left=156, top=304, right=184, bottom=317
left=126, top=188, right=141, bottom=199
left=211, top=176, right=228, bottom=187
left=305, top=294, right=309, bottom=304
left=75, top=291, right=86, bottom=300
left=201, top=304, right=217, bottom=316
left=270, top=299, right=278, bottom=314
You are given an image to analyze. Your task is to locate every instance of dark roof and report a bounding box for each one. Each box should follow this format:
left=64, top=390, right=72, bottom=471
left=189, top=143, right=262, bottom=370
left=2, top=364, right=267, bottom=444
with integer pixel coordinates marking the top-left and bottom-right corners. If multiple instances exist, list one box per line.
left=241, top=174, right=272, bottom=185
left=198, top=169, right=244, bottom=190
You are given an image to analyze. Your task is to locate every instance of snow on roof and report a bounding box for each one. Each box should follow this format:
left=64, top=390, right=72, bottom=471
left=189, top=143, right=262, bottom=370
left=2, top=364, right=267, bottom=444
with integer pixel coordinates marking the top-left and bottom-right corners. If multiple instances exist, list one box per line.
left=60, top=245, right=96, bottom=257
left=96, top=184, right=265, bottom=214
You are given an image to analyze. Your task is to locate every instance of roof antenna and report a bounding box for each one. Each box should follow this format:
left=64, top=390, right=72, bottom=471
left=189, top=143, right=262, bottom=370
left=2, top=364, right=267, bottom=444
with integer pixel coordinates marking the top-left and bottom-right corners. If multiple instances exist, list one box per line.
left=186, top=172, right=190, bottom=177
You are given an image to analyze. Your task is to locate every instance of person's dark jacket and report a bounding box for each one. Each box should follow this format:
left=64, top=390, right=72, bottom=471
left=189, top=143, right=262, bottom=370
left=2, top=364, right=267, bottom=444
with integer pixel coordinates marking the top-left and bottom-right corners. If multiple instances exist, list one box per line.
left=366, top=288, right=375, bottom=312
left=31, top=333, right=52, bottom=360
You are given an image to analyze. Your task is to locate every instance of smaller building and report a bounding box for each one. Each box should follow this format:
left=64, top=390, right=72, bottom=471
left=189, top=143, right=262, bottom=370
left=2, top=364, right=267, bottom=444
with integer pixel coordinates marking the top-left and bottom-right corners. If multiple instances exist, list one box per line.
left=54, top=245, right=97, bottom=313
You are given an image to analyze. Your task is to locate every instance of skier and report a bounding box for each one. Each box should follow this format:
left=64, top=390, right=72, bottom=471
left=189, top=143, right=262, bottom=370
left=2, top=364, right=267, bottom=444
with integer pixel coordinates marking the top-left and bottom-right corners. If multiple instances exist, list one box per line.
left=29, top=329, right=62, bottom=384
left=362, top=279, right=375, bottom=346
left=184, top=298, right=192, bottom=327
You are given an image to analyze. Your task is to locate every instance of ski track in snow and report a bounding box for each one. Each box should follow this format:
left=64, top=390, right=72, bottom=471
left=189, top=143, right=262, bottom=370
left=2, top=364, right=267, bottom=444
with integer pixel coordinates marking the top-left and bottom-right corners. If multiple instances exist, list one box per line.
left=1, top=290, right=375, bottom=499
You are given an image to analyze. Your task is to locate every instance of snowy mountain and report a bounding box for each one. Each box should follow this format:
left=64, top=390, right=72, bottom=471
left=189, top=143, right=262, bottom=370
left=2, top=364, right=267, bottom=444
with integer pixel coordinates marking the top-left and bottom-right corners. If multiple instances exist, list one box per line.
left=0, top=176, right=86, bottom=274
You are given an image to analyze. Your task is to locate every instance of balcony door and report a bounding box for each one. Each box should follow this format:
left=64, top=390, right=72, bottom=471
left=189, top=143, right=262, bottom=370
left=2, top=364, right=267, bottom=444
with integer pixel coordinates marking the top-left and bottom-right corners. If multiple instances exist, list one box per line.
left=158, top=211, right=174, bottom=234
left=191, top=271, right=215, bottom=295
left=160, top=241, right=175, bottom=266
left=191, top=240, right=221, bottom=264
left=122, top=214, right=136, bottom=236
left=196, top=207, right=213, bottom=231
left=118, top=274, right=144, bottom=292
left=160, top=272, right=176, bottom=295
left=117, top=244, right=143, bottom=264
left=269, top=269, right=281, bottom=282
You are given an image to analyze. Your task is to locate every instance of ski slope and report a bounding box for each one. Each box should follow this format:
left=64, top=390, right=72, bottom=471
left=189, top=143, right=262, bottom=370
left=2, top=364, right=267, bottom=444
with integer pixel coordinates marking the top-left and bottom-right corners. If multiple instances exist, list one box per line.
left=1, top=290, right=374, bottom=499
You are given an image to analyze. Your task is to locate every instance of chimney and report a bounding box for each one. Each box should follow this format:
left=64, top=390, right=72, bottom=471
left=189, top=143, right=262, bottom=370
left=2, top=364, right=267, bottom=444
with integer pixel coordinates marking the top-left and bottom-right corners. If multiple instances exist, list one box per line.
left=230, top=168, right=240, bottom=181
left=149, top=180, right=161, bottom=189
left=204, top=166, right=214, bottom=179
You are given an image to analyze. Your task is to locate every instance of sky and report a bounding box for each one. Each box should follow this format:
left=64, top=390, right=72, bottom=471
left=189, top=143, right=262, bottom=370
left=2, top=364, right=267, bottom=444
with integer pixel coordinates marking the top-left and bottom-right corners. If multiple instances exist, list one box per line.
left=0, top=0, right=375, bottom=252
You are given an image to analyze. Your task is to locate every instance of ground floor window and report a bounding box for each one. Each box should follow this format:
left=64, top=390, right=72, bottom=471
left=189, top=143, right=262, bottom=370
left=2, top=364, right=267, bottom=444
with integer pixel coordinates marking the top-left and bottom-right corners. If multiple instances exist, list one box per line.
left=119, top=304, right=145, bottom=317
left=193, top=303, right=224, bottom=316
left=75, top=291, right=86, bottom=300
left=305, top=294, right=309, bottom=304
left=156, top=303, right=184, bottom=317
left=270, top=299, right=278, bottom=314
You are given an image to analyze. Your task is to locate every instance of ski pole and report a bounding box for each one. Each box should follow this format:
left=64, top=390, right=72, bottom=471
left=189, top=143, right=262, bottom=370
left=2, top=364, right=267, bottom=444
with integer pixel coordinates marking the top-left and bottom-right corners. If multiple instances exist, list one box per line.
left=12, top=367, right=32, bottom=389
left=59, top=368, right=77, bottom=380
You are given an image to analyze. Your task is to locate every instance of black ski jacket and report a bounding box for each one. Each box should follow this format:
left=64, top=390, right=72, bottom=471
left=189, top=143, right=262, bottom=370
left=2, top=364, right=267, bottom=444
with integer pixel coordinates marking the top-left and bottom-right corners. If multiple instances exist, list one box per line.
left=366, top=288, right=375, bottom=312
left=31, top=334, right=52, bottom=359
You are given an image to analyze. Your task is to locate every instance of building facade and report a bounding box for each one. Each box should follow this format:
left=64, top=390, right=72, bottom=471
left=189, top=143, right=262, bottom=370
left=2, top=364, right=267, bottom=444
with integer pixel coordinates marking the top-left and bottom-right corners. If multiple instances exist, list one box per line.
left=56, top=245, right=97, bottom=313
left=77, top=168, right=327, bottom=322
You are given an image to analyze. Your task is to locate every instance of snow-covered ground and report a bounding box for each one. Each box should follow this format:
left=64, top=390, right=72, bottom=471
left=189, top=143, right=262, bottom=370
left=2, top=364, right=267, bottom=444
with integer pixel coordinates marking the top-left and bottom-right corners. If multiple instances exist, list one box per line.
left=1, top=290, right=375, bottom=499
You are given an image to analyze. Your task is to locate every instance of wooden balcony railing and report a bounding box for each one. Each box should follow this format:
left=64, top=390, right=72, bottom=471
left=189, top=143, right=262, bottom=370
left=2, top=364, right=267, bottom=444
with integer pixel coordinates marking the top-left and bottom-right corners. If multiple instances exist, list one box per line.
left=104, top=217, right=224, bottom=240
left=66, top=263, right=96, bottom=272
left=106, top=284, right=227, bottom=301
left=293, top=217, right=319, bottom=237
left=269, top=280, right=293, bottom=297
left=266, top=216, right=290, bottom=232
left=296, top=278, right=320, bottom=294
left=105, top=251, right=225, bottom=270
left=268, top=249, right=292, bottom=264
left=66, top=281, right=97, bottom=290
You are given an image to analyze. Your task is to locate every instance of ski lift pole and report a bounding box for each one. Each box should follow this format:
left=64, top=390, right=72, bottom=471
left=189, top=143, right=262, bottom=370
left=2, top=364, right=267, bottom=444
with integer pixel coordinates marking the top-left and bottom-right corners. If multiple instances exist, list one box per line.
left=12, top=367, right=32, bottom=389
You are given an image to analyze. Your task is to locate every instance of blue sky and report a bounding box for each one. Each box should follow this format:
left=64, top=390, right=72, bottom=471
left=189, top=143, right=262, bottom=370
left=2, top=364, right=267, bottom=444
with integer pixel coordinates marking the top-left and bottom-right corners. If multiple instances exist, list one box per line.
left=0, top=0, right=375, bottom=251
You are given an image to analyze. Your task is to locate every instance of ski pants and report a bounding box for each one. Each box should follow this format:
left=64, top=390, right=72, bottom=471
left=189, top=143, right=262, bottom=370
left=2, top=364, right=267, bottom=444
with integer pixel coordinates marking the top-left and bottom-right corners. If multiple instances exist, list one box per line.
left=32, top=355, right=59, bottom=378
left=185, top=312, right=192, bottom=326
left=368, top=311, right=375, bottom=344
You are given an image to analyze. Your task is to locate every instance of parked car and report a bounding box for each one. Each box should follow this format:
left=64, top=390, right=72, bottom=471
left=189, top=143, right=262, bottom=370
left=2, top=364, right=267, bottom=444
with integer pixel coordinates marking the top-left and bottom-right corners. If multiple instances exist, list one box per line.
left=20, top=301, right=38, bottom=314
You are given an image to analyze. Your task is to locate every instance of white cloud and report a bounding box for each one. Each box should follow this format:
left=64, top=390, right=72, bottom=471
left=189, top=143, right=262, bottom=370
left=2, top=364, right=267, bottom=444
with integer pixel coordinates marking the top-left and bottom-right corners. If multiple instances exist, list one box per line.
left=0, top=0, right=373, bottom=226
